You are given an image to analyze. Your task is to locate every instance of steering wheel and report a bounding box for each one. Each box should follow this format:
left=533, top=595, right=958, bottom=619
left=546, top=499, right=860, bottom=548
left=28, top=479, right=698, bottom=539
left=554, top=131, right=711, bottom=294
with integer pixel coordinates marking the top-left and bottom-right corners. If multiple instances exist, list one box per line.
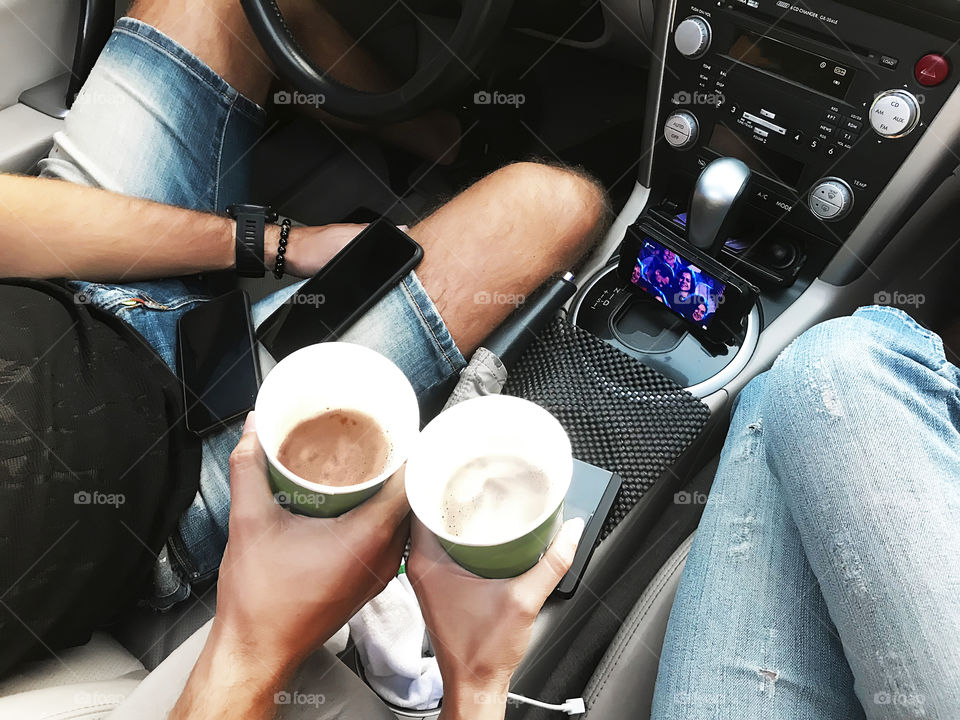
left=241, top=0, right=513, bottom=125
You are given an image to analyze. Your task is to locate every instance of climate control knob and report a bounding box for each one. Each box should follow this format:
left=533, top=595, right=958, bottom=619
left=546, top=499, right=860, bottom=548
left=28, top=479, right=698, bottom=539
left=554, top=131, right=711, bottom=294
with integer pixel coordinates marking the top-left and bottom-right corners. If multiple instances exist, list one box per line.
left=808, top=177, right=854, bottom=222
left=674, top=16, right=712, bottom=59
left=664, top=111, right=700, bottom=150
left=869, top=90, right=922, bottom=138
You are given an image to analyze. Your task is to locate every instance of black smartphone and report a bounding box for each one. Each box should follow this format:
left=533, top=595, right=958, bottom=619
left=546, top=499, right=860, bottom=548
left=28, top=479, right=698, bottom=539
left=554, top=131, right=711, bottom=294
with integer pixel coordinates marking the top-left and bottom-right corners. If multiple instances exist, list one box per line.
left=258, top=219, right=424, bottom=360
left=555, top=460, right=623, bottom=598
left=617, top=221, right=758, bottom=345
left=177, top=289, right=261, bottom=436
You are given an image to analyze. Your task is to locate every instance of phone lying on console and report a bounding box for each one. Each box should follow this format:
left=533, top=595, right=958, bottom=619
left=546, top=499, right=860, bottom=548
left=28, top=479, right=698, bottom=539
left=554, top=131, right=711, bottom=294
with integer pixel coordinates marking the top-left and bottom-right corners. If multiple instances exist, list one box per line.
left=617, top=221, right=758, bottom=348
left=555, top=460, right=623, bottom=598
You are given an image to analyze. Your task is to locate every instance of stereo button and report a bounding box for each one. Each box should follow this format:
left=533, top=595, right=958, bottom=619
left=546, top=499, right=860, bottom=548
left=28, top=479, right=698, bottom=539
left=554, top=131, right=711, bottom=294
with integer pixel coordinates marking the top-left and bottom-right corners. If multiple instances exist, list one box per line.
left=674, top=17, right=712, bottom=59
left=809, top=178, right=854, bottom=222
left=915, top=54, right=949, bottom=87
left=810, top=197, right=841, bottom=219
left=870, top=90, right=921, bottom=138
left=664, top=111, right=699, bottom=149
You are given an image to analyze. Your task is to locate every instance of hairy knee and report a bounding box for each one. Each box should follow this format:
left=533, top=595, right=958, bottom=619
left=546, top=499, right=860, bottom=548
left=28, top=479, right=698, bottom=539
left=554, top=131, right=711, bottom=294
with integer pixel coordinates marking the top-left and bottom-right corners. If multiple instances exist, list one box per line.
left=493, top=161, right=611, bottom=256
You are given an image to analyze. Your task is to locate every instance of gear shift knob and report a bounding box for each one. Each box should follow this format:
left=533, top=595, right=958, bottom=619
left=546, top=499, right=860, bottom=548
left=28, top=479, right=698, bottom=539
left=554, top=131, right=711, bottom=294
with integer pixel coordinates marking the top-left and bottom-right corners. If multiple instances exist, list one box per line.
left=687, top=158, right=751, bottom=257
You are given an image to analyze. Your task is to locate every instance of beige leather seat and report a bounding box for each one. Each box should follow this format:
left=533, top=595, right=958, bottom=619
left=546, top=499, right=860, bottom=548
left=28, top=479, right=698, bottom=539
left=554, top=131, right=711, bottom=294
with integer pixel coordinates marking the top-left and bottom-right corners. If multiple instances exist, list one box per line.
left=0, top=632, right=146, bottom=719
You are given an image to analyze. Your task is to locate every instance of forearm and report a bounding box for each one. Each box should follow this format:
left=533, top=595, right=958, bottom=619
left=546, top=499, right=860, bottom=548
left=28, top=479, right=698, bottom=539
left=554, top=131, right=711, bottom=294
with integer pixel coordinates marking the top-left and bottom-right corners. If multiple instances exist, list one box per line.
left=438, top=679, right=511, bottom=720
left=0, top=174, right=285, bottom=281
left=169, top=620, right=295, bottom=720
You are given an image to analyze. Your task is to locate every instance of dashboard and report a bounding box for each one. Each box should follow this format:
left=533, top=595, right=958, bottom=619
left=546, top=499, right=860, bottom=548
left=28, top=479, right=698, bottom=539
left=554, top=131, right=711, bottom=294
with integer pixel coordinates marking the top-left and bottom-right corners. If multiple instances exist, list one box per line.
left=650, top=0, right=960, bottom=248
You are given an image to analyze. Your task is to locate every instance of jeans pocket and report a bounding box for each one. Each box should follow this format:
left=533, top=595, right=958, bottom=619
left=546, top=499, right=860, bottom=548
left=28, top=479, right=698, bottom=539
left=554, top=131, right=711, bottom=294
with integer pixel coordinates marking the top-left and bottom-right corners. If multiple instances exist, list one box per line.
left=69, top=280, right=212, bottom=370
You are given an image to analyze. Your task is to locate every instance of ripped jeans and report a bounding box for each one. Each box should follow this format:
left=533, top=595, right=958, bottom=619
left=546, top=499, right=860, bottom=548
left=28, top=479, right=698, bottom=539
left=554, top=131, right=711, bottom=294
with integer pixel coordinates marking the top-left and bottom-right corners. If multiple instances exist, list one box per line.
left=653, top=306, right=960, bottom=719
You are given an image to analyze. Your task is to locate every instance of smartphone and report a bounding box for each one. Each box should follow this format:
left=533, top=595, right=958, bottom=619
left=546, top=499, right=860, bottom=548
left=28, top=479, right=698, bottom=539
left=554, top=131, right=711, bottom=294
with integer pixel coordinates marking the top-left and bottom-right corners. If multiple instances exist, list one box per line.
left=258, top=219, right=424, bottom=360
left=555, top=460, right=623, bottom=598
left=617, top=221, right=758, bottom=345
left=177, top=289, right=261, bottom=436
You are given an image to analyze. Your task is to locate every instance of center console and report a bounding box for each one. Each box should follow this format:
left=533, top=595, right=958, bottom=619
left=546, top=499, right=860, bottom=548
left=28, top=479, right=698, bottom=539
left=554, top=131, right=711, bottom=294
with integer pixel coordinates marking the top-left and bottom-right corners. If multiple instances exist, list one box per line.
left=571, top=0, right=960, bottom=395
left=659, top=0, right=959, bottom=238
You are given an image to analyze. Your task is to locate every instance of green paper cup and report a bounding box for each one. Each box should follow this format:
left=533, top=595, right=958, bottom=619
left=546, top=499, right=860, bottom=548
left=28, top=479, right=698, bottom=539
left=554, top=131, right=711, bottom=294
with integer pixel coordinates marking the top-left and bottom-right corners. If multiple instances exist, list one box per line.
left=255, top=342, right=419, bottom=517
left=405, top=395, right=573, bottom=578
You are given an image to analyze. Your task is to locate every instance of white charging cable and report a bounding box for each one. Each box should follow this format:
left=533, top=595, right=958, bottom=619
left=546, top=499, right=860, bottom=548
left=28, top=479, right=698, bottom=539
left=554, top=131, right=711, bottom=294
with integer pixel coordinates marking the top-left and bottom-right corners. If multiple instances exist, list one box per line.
left=507, top=692, right=586, bottom=715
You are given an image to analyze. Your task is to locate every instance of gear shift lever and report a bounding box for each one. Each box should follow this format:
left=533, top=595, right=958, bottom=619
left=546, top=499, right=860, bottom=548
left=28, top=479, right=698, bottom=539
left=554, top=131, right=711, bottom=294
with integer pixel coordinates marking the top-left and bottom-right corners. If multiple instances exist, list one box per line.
left=687, top=158, right=752, bottom=257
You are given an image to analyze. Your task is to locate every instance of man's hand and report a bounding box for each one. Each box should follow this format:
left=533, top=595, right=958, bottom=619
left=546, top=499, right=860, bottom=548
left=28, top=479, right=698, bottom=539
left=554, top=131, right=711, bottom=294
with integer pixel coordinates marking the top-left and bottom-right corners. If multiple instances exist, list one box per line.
left=407, top=517, right=583, bottom=720
left=170, top=413, right=410, bottom=719
left=271, top=223, right=368, bottom=278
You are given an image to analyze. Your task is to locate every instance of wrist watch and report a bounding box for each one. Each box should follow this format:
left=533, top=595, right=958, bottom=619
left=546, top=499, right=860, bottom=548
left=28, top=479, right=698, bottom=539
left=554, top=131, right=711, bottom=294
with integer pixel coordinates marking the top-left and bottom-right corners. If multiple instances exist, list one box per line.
left=226, top=203, right=279, bottom=278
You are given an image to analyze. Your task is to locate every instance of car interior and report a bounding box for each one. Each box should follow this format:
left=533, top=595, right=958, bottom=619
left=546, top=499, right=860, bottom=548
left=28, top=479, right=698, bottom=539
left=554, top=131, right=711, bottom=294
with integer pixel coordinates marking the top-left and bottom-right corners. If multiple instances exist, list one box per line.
left=2, top=0, right=960, bottom=718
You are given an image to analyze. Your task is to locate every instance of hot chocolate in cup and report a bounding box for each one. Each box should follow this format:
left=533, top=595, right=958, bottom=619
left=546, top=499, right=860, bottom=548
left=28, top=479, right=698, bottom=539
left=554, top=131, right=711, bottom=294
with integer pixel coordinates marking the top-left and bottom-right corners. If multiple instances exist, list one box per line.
left=255, top=342, right=419, bottom=517
left=405, top=395, right=573, bottom=578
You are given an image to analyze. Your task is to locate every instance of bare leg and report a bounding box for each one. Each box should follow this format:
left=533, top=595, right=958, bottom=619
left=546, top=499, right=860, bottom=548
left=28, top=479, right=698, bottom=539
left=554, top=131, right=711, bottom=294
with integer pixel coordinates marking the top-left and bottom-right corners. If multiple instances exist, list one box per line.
left=128, top=0, right=276, bottom=104
left=128, top=0, right=461, bottom=164
left=125, top=2, right=610, bottom=354
left=410, top=162, right=610, bottom=355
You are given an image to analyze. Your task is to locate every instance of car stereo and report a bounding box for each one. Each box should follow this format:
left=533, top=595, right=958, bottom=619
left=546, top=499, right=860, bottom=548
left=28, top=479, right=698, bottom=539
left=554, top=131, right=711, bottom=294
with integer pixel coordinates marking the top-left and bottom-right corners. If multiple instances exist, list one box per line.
left=656, top=0, right=960, bottom=243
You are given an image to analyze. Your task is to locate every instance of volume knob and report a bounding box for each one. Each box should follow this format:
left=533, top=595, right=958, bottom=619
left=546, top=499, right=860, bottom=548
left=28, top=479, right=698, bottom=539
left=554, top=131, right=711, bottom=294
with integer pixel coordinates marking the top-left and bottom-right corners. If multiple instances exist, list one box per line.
left=674, top=16, right=712, bottom=59
left=869, top=90, right=921, bottom=138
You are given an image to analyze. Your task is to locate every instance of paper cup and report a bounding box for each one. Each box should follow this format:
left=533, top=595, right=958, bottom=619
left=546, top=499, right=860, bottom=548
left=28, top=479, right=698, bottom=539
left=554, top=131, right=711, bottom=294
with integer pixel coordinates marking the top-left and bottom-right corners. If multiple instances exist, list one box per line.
left=255, top=342, right=419, bottom=517
left=405, top=395, right=573, bottom=578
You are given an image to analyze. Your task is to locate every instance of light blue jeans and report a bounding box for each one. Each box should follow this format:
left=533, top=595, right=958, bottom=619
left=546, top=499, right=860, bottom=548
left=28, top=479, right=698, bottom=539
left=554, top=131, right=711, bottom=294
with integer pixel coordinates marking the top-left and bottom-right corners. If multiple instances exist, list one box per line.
left=39, top=18, right=465, bottom=606
left=653, top=306, right=960, bottom=719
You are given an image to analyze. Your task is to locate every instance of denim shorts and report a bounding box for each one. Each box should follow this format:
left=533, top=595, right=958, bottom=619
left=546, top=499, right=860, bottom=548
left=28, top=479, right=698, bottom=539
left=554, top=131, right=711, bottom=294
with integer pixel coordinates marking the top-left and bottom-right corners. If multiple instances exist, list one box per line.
left=39, top=18, right=466, bottom=605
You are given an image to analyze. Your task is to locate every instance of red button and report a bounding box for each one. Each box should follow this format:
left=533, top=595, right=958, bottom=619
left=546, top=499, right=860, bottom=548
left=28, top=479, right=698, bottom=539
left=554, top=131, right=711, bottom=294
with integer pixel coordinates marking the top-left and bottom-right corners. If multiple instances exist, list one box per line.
left=915, top=54, right=950, bottom=87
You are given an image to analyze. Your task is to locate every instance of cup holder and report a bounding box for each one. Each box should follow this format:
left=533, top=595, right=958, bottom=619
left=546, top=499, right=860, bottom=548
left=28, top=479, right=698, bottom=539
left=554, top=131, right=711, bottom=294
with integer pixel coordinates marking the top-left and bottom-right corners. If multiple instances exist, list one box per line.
left=570, top=262, right=760, bottom=398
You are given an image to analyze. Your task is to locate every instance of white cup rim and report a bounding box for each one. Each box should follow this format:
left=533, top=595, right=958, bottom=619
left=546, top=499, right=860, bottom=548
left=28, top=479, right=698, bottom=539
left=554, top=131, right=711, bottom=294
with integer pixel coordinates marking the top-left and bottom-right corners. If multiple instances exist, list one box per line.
left=405, top=395, right=573, bottom=547
left=255, top=342, right=419, bottom=495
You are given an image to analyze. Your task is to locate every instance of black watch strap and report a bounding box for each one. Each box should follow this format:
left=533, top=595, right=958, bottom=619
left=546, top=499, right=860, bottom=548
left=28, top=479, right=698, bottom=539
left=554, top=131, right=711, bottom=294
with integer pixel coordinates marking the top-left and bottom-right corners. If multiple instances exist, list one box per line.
left=227, top=204, right=278, bottom=278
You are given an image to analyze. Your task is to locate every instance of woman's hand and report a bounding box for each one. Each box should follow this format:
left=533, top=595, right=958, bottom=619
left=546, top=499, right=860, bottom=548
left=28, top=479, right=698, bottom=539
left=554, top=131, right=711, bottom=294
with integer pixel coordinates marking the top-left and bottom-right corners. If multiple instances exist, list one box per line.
left=407, top=517, right=583, bottom=720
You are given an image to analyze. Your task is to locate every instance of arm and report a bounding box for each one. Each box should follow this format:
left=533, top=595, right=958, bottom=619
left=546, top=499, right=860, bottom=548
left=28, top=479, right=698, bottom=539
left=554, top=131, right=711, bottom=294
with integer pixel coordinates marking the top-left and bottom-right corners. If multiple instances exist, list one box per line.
left=169, top=415, right=410, bottom=720
left=408, top=518, right=584, bottom=720
left=0, top=174, right=364, bottom=281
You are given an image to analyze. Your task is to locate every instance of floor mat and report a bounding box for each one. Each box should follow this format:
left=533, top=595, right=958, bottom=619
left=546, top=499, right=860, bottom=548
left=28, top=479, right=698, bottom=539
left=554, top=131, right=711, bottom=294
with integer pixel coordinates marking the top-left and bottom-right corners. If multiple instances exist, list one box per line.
left=503, top=316, right=711, bottom=540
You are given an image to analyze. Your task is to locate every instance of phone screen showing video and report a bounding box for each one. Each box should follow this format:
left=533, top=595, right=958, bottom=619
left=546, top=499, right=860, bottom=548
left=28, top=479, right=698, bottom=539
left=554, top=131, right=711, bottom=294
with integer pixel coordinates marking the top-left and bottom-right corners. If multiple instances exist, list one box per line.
left=627, top=237, right=727, bottom=330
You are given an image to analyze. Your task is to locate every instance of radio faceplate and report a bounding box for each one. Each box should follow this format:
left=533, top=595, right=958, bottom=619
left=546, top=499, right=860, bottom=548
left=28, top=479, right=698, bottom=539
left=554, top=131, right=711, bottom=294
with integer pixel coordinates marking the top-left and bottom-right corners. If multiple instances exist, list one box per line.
left=654, top=0, right=960, bottom=244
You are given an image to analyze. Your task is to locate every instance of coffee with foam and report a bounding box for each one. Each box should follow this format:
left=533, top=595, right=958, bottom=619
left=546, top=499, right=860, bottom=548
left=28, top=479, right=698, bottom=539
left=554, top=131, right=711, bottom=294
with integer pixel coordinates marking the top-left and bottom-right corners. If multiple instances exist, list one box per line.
left=440, top=455, right=551, bottom=544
